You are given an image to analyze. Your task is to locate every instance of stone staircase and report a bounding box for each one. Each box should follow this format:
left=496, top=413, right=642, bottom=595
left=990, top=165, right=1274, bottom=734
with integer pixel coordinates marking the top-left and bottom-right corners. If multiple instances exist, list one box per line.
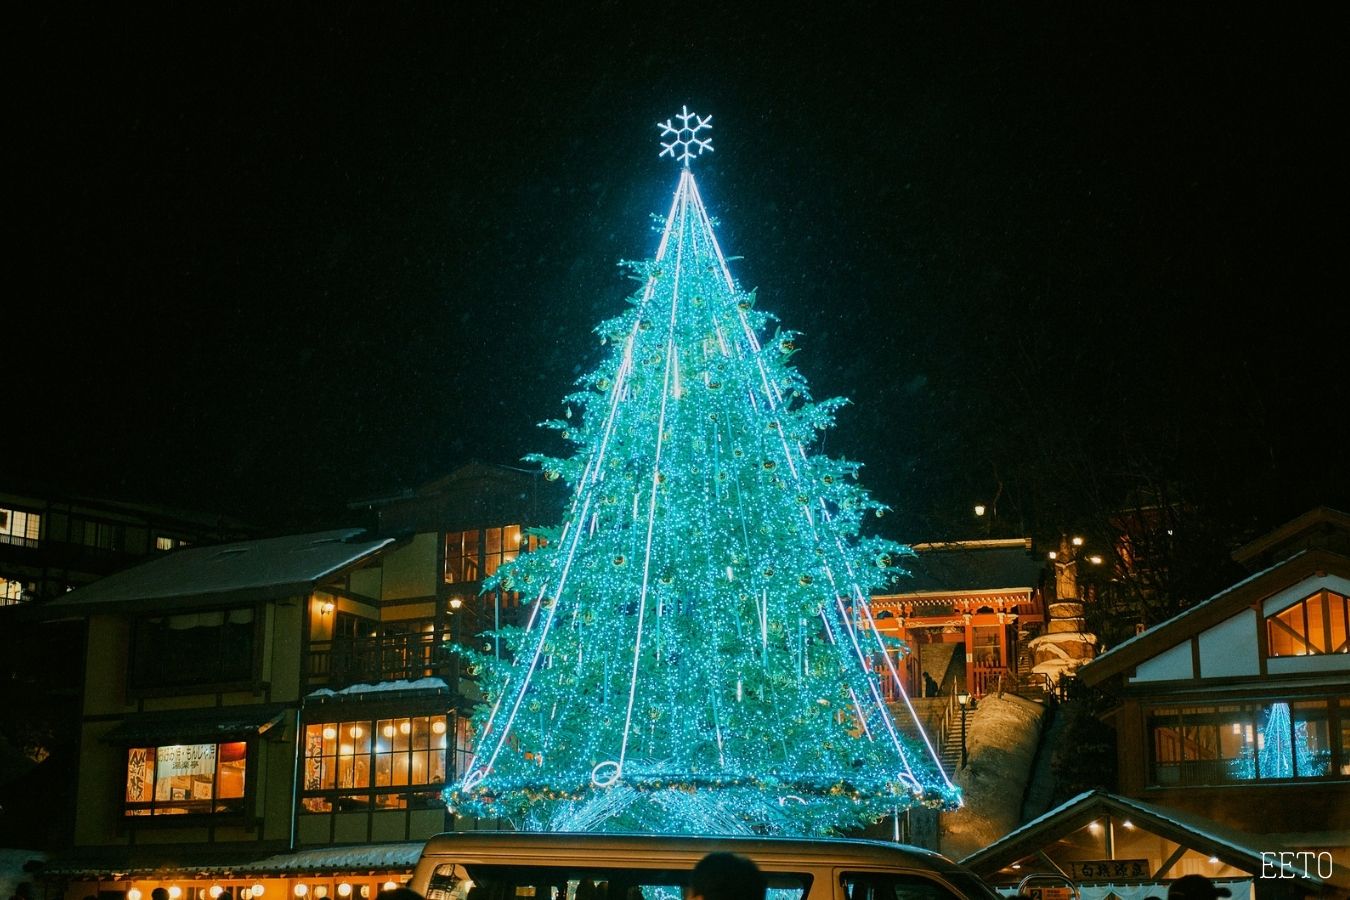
left=889, top=693, right=965, bottom=775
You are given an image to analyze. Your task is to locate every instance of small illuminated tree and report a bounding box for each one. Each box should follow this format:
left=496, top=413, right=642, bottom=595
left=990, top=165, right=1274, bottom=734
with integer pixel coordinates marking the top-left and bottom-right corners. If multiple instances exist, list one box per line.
left=1229, top=702, right=1323, bottom=781
left=447, top=109, right=959, bottom=835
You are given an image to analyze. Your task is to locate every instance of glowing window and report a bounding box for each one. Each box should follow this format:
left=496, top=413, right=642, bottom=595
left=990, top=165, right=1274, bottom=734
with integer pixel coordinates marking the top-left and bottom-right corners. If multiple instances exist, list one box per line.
left=1266, top=589, right=1349, bottom=657
left=124, top=742, right=247, bottom=816
left=1, top=575, right=32, bottom=606
left=0, top=508, right=41, bottom=547
left=302, top=715, right=450, bottom=812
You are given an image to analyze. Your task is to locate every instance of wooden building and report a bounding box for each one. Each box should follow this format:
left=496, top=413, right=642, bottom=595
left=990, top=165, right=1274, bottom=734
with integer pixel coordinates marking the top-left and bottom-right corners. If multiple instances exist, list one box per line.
left=1078, top=507, right=1350, bottom=877
left=869, top=538, right=1047, bottom=699
left=34, top=464, right=565, bottom=900
left=962, top=789, right=1340, bottom=899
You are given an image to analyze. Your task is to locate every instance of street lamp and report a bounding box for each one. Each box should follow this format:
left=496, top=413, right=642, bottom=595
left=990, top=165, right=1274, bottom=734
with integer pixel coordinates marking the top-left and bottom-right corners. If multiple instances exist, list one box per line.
left=957, top=691, right=976, bottom=768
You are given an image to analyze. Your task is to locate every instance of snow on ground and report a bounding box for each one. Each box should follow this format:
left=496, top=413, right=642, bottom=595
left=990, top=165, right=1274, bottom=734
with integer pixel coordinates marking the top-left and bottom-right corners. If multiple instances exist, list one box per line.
left=941, top=694, right=1045, bottom=860
left=1, top=848, right=46, bottom=900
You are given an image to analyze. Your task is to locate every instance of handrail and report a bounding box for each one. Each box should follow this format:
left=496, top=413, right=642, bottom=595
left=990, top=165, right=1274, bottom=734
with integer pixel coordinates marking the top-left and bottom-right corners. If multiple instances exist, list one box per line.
left=935, top=689, right=958, bottom=760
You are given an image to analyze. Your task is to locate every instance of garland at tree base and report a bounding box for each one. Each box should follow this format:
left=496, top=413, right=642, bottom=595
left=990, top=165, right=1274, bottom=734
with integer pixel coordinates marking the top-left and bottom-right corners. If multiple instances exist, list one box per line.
left=446, top=777, right=960, bottom=836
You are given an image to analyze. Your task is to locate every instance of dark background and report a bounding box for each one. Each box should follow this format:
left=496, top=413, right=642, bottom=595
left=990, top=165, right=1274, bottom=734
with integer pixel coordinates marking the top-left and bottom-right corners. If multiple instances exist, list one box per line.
left=7, top=3, right=1348, bottom=541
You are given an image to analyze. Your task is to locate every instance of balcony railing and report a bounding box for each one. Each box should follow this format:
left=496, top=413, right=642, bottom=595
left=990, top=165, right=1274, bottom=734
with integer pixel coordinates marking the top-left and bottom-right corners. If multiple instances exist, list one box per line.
left=972, top=663, right=1012, bottom=698
left=0, top=534, right=40, bottom=549
left=308, top=632, right=444, bottom=688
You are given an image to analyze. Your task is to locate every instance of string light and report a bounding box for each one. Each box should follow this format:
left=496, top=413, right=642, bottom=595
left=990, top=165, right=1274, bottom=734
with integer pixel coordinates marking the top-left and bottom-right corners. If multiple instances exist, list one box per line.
left=447, top=112, right=959, bottom=836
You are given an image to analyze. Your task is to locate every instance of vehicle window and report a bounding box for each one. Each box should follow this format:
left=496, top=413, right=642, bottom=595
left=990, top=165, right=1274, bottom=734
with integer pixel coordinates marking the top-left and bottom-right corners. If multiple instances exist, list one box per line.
left=429, top=865, right=809, bottom=900
left=842, top=873, right=963, bottom=900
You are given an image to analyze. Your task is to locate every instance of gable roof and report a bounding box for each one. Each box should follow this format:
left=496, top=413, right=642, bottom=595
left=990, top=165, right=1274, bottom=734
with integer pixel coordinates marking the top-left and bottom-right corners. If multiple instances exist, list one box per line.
left=960, top=789, right=1341, bottom=890
left=1231, top=506, right=1350, bottom=569
left=1078, top=547, right=1350, bottom=686
left=41, top=528, right=394, bottom=613
left=883, top=539, right=1044, bottom=596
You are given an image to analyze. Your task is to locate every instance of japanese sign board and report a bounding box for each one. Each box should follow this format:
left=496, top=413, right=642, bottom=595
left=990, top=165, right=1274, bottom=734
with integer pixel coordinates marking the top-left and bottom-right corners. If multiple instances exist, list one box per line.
left=1068, top=860, right=1151, bottom=881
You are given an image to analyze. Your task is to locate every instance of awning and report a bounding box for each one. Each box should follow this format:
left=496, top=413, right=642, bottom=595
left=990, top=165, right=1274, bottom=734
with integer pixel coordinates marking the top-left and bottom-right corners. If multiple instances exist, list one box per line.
left=100, top=705, right=289, bottom=746
left=246, top=843, right=423, bottom=874
left=39, top=843, right=422, bottom=879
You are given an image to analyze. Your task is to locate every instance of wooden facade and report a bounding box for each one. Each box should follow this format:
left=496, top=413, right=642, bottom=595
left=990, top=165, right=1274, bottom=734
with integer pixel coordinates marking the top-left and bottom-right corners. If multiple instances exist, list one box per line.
left=868, top=539, right=1047, bottom=699
left=1079, top=508, right=1350, bottom=880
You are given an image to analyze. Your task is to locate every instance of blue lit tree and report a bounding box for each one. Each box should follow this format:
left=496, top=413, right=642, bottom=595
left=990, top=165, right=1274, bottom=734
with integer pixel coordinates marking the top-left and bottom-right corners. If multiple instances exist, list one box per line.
left=1228, top=702, right=1325, bottom=780
left=446, top=109, right=959, bottom=835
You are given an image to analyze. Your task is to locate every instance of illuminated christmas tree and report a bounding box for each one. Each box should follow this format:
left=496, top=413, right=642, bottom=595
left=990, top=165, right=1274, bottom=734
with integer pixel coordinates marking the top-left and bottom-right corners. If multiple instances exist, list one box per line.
left=1229, top=702, right=1325, bottom=780
left=447, top=109, right=960, bottom=835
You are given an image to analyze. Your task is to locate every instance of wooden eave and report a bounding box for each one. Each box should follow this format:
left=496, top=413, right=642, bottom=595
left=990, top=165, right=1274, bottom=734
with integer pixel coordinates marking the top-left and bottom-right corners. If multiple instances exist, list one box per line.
left=1231, top=506, right=1350, bottom=567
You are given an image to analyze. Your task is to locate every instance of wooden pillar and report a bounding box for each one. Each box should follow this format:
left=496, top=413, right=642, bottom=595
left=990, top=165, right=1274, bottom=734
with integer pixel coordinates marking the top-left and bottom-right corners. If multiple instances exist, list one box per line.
left=997, top=612, right=1008, bottom=670
left=963, top=611, right=974, bottom=696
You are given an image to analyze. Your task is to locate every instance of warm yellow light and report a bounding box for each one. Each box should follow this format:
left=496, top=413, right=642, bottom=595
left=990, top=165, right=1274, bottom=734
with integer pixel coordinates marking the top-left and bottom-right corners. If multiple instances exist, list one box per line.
left=322, top=726, right=337, bottom=740
left=449, top=597, right=463, bottom=610
left=337, top=886, right=352, bottom=898
left=252, top=886, right=265, bottom=897
left=431, top=720, right=447, bottom=735
left=211, top=886, right=224, bottom=898
left=349, top=725, right=363, bottom=738
left=1089, top=555, right=1103, bottom=565
left=339, top=744, right=353, bottom=755
left=1072, top=536, right=1084, bottom=546
left=1047, top=551, right=1057, bottom=560
left=399, top=721, right=411, bottom=735
left=1088, top=820, right=1101, bottom=833
left=1122, top=819, right=1134, bottom=829
left=128, top=890, right=144, bottom=900
left=321, top=600, right=335, bottom=615
left=382, top=725, right=395, bottom=738
left=294, top=886, right=309, bottom=898
left=315, top=888, right=328, bottom=899
left=169, top=888, right=183, bottom=900
left=1209, top=857, right=1220, bottom=865
left=359, top=888, right=371, bottom=899
left=973, top=504, right=986, bottom=517
left=383, top=884, right=397, bottom=893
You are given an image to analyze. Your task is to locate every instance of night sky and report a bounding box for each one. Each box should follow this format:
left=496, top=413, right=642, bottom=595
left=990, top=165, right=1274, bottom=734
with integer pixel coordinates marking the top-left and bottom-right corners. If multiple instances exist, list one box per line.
left=9, top=4, right=1348, bottom=540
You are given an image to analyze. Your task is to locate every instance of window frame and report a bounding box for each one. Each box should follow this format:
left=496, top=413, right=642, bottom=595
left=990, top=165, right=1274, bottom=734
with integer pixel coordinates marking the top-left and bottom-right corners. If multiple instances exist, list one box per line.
left=1146, top=697, right=1346, bottom=787
left=300, top=712, right=453, bottom=813
left=127, top=603, right=264, bottom=697
left=0, top=506, right=42, bottom=548
left=122, top=738, right=252, bottom=819
left=1265, top=588, right=1350, bottom=657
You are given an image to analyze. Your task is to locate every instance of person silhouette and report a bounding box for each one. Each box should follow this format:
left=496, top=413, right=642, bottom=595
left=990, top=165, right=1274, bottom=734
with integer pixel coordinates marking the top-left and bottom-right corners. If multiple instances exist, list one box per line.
left=1167, top=875, right=1230, bottom=900
left=689, top=853, right=766, bottom=900
left=922, top=671, right=940, bottom=697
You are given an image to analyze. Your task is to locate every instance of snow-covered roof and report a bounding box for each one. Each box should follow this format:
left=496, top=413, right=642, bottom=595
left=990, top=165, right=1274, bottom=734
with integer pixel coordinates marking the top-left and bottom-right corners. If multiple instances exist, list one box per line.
left=1078, top=547, right=1350, bottom=685
left=247, top=843, right=424, bottom=873
left=960, top=790, right=1332, bottom=887
left=41, top=843, right=423, bottom=879
left=309, top=677, right=449, bottom=699
left=879, top=540, right=1043, bottom=597
left=43, top=529, right=394, bottom=611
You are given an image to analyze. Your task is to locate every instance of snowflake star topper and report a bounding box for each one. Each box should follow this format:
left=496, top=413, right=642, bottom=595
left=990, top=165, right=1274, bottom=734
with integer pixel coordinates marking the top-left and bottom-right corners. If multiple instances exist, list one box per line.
left=657, top=105, right=713, bottom=167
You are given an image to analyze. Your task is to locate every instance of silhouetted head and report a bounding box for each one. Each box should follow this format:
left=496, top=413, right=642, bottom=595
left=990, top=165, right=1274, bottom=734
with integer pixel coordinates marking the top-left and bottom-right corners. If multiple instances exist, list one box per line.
left=690, top=853, right=767, bottom=900
left=1168, top=876, right=1230, bottom=900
